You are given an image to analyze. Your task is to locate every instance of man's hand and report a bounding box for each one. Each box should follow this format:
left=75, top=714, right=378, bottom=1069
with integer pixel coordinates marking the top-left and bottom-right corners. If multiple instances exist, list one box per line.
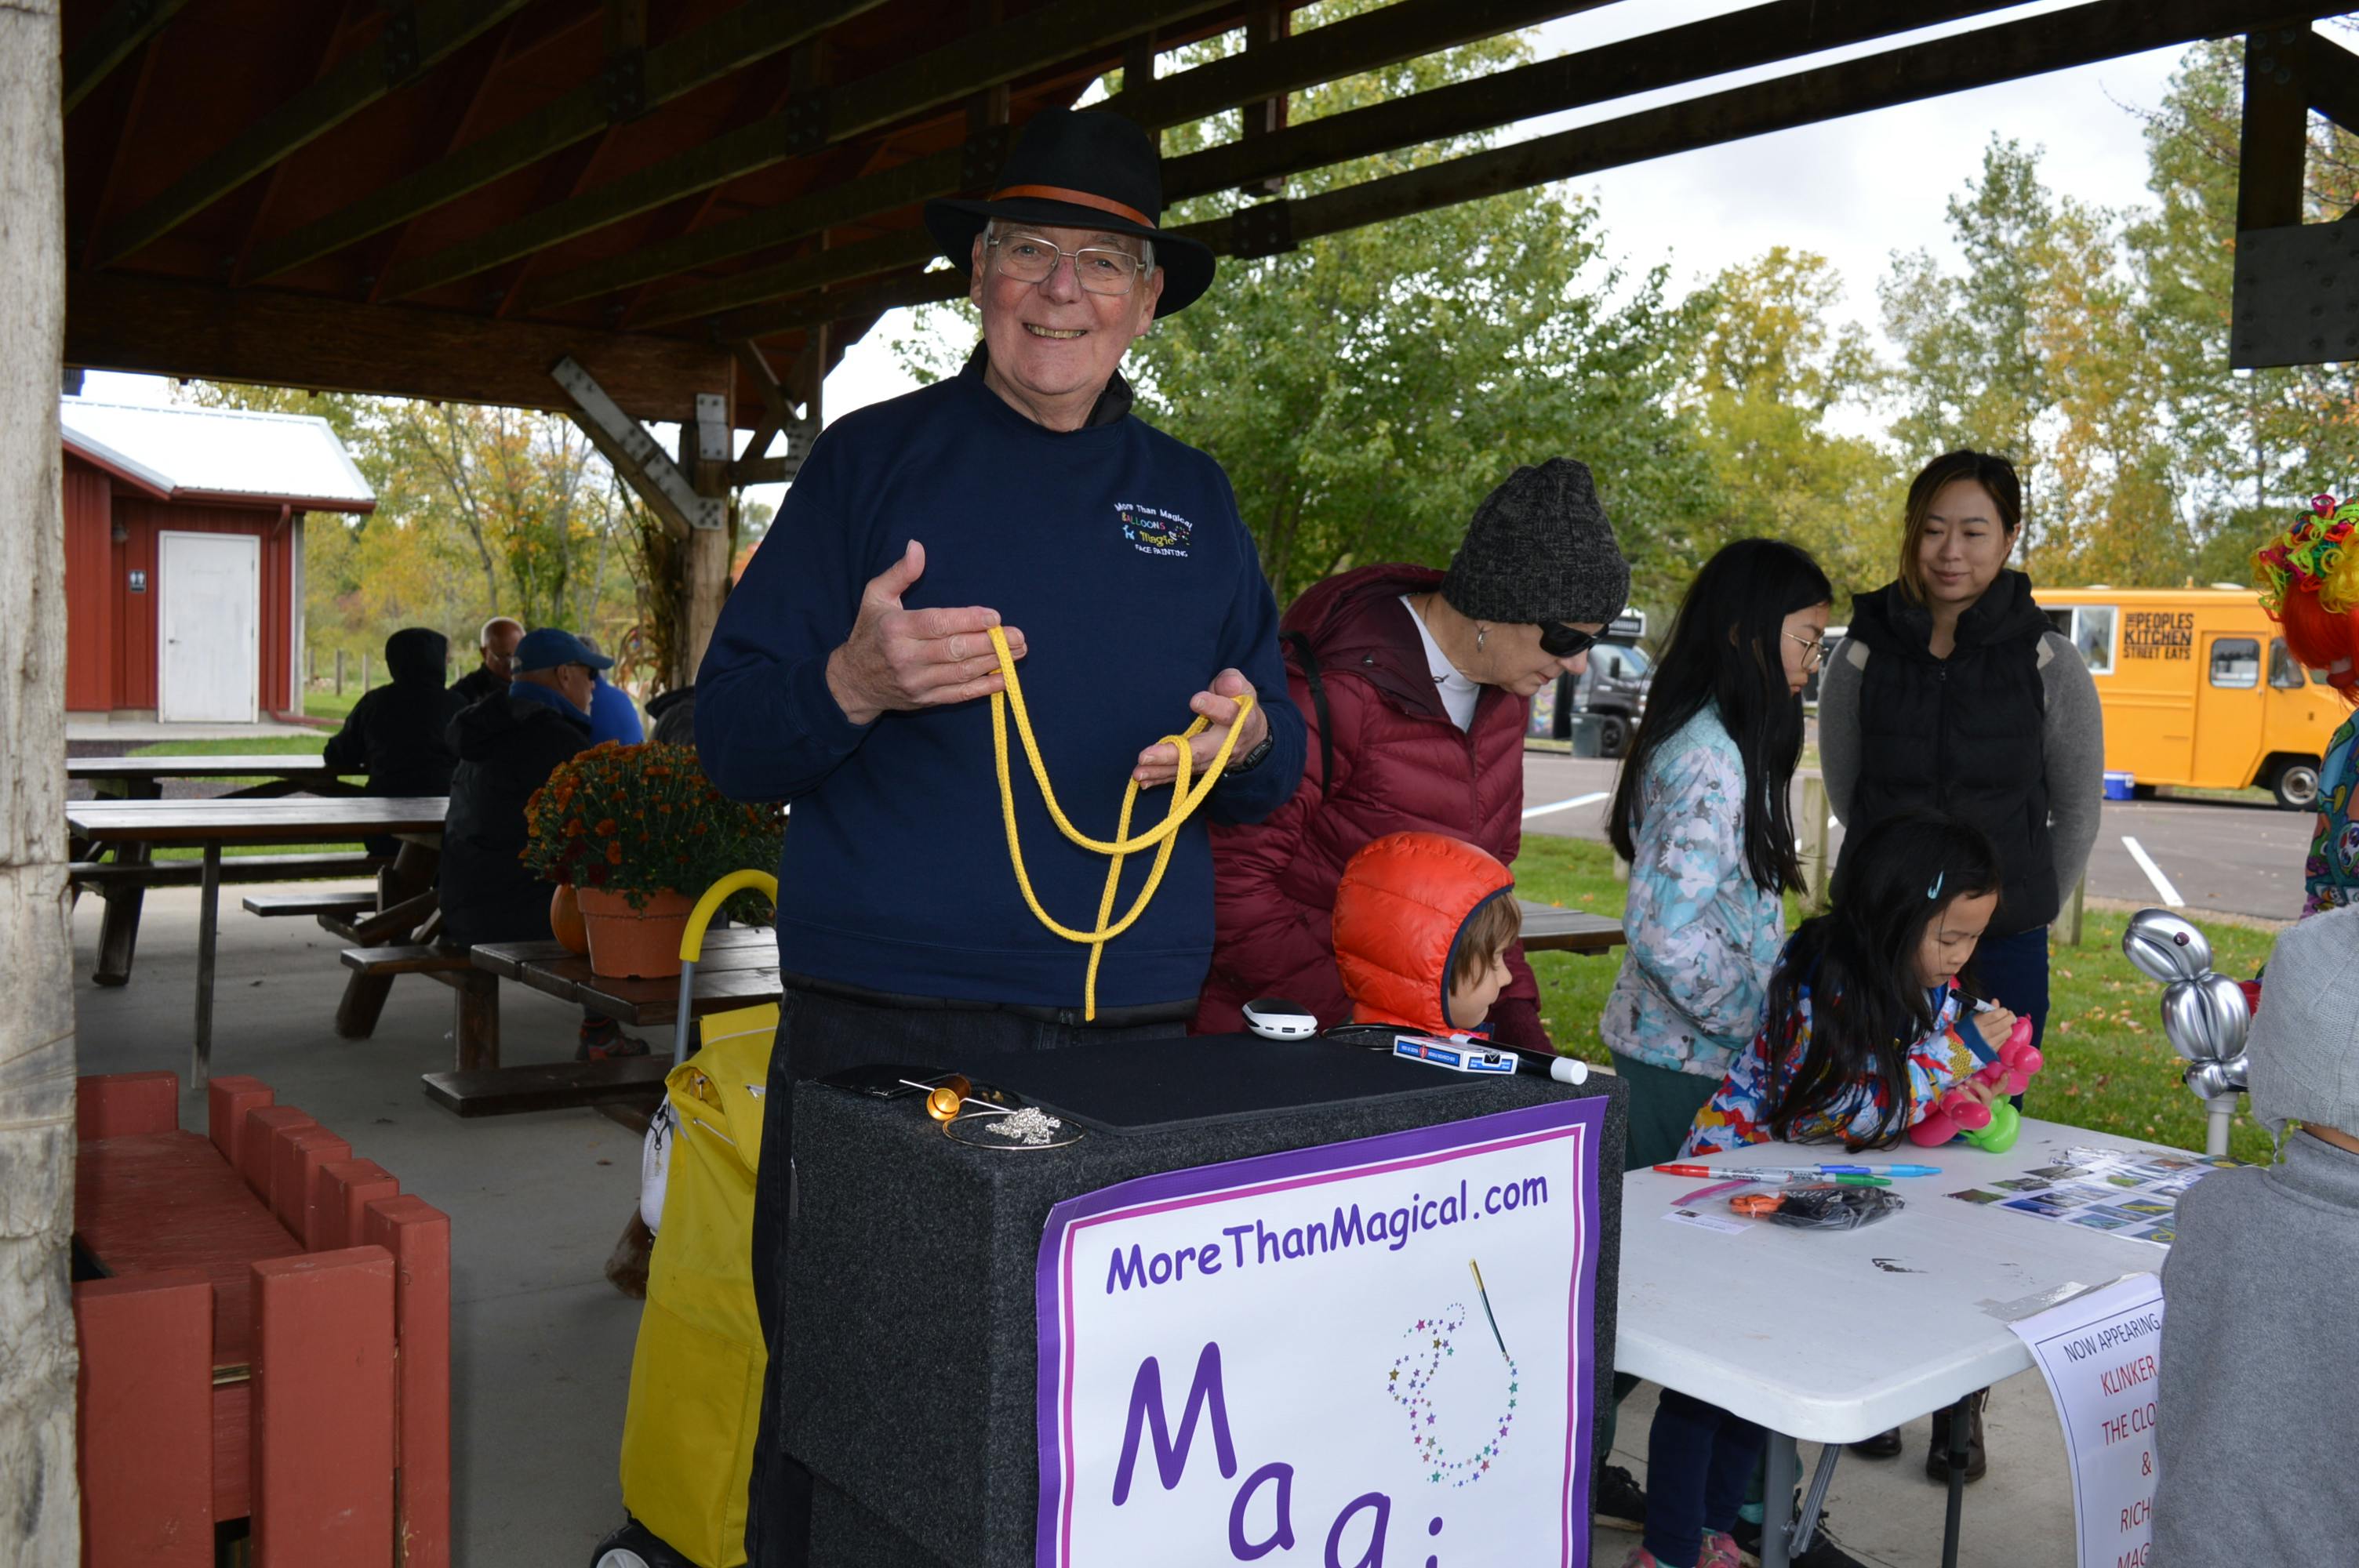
left=1971, top=1006, right=2018, bottom=1051
left=1133, top=669, right=1268, bottom=787
left=824, top=540, right=1027, bottom=726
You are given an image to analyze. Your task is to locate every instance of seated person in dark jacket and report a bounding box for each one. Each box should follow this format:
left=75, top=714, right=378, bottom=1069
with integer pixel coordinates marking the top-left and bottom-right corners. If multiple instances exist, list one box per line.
left=450, top=615, right=523, bottom=709
left=322, top=627, right=466, bottom=856
left=439, top=627, right=643, bottom=1058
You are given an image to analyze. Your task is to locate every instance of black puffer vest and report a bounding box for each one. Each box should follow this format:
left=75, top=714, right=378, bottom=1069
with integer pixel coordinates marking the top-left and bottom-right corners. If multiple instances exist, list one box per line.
left=1845, top=571, right=2057, bottom=933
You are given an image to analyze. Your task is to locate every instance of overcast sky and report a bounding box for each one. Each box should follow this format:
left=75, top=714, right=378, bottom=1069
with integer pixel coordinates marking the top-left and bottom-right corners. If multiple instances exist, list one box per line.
left=83, top=0, right=2201, bottom=502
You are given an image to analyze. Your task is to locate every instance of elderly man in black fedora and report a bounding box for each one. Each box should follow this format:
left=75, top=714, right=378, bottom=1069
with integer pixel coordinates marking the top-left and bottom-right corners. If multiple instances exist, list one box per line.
left=694, top=109, right=1304, bottom=1562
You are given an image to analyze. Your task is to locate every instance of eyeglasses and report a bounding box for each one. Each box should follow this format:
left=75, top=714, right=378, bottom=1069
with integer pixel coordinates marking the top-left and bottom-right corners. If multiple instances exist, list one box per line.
left=1539, top=623, right=1600, bottom=659
left=986, top=232, right=1147, bottom=296
left=1785, top=631, right=1826, bottom=670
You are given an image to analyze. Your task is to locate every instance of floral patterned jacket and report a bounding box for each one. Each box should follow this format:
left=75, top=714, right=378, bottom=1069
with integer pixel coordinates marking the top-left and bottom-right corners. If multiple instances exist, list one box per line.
left=1681, top=982, right=1983, bottom=1156
left=1600, top=706, right=1787, bottom=1078
left=2303, top=712, right=2359, bottom=918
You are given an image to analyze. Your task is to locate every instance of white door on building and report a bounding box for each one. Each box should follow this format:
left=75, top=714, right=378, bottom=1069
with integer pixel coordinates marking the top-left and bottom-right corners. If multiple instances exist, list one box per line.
left=158, top=532, right=259, bottom=723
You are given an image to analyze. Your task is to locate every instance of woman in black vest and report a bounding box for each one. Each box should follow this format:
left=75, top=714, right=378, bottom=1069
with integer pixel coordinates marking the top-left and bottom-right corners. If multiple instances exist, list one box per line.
left=1818, top=448, right=2103, bottom=1479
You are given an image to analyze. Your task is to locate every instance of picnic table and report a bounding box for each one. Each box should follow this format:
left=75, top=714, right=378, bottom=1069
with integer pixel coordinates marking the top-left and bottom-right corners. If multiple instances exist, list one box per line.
left=1517, top=900, right=1624, bottom=954
left=423, top=927, right=781, bottom=1119
left=69, top=753, right=365, bottom=800
left=65, top=797, right=448, bottom=1084
left=1619, top=1118, right=2181, bottom=1568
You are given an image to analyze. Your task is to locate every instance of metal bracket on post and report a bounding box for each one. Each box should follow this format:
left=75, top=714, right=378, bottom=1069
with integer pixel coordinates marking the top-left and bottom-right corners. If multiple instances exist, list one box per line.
left=961, top=125, right=1012, bottom=194
left=783, top=92, right=830, bottom=158
left=596, top=49, right=649, bottom=124
left=551, top=356, right=725, bottom=533
left=695, top=393, right=730, bottom=465
left=379, top=5, right=422, bottom=88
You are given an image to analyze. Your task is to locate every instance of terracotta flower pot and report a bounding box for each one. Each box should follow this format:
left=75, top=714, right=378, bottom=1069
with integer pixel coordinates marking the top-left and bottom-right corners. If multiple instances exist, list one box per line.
left=576, top=886, right=694, bottom=979
left=549, top=884, right=591, bottom=956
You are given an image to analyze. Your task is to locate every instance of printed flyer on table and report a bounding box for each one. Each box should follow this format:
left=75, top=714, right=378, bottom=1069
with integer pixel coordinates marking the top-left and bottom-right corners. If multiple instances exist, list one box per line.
left=1945, top=1144, right=2247, bottom=1247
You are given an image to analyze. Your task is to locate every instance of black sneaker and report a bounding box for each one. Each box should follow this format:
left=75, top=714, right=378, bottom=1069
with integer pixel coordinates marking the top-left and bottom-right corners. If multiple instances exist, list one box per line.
left=1593, top=1462, right=1648, bottom=1532
left=1730, top=1499, right=1872, bottom=1568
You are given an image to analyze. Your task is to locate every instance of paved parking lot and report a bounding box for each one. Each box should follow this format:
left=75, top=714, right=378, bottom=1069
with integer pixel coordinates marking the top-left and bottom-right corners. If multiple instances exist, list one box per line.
left=1521, top=753, right=2306, bottom=923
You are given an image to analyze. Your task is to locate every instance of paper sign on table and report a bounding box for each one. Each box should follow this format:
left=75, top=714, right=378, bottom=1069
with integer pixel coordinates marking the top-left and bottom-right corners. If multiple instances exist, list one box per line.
left=2006, top=1274, right=2165, bottom=1568
left=1034, top=1098, right=1605, bottom=1567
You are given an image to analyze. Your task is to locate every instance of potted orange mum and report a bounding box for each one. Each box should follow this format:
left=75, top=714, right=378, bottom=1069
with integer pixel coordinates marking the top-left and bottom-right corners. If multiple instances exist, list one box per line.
left=522, top=740, right=783, bottom=978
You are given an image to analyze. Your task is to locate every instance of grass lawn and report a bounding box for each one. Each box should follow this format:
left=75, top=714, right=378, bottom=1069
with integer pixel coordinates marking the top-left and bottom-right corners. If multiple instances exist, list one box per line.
left=306, top=686, right=364, bottom=724
left=1512, top=835, right=2285, bottom=1164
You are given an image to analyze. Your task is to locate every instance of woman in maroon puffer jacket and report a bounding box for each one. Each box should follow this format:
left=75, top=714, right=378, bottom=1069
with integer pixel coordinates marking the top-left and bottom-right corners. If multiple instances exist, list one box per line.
left=1196, top=459, right=1631, bottom=1052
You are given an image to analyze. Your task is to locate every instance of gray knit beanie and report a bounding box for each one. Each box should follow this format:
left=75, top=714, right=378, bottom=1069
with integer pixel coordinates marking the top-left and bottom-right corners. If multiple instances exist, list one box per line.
left=1439, top=458, right=1631, bottom=626
left=2245, top=903, right=2359, bottom=1136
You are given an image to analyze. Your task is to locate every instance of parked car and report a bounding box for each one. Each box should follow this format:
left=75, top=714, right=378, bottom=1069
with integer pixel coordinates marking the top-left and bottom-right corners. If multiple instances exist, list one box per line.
left=1528, top=612, right=1652, bottom=757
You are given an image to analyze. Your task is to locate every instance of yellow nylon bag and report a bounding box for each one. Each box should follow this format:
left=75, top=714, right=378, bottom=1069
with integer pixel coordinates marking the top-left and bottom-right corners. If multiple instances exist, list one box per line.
left=617, top=1001, right=776, bottom=1567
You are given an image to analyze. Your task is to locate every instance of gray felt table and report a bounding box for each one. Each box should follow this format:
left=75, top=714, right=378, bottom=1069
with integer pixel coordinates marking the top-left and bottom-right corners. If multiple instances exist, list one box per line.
left=780, top=1040, right=1628, bottom=1566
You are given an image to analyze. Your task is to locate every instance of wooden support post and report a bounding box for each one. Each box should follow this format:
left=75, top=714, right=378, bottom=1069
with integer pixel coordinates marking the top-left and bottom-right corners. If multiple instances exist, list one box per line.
left=1800, top=775, right=1832, bottom=912
left=335, top=647, right=345, bottom=695
left=3, top=0, right=80, bottom=1544
left=2239, top=27, right=2311, bottom=234
left=1236, top=2, right=1292, bottom=196
left=74, top=1272, right=215, bottom=1567
left=684, top=389, right=736, bottom=684
left=249, top=1250, right=397, bottom=1568
left=362, top=1196, right=453, bottom=1568
left=2062, top=869, right=2088, bottom=948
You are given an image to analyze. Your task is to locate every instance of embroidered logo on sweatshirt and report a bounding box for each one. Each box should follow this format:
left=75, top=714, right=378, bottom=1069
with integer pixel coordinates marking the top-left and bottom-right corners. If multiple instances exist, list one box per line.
left=1117, top=503, right=1192, bottom=557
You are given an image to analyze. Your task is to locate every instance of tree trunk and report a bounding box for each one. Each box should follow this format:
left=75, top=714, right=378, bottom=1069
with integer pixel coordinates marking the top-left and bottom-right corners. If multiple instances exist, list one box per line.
left=0, top=1, right=84, bottom=1557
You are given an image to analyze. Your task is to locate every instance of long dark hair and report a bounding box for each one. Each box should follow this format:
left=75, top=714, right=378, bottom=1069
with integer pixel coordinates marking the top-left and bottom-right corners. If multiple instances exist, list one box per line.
left=1763, top=811, right=2000, bottom=1149
left=1608, top=539, right=1832, bottom=895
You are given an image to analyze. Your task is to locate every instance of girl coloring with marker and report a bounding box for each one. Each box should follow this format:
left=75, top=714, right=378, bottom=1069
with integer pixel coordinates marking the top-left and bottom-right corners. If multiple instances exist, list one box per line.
left=1682, top=810, right=2017, bottom=1158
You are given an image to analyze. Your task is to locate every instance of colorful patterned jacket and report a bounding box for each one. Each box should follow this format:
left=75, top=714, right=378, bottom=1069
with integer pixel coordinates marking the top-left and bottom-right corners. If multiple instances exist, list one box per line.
left=1599, top=705, right=1788, bottom=1078
left=1681, top=981, right=1983, bottom=1156
left=2303, top=712, right=2359, bottom=918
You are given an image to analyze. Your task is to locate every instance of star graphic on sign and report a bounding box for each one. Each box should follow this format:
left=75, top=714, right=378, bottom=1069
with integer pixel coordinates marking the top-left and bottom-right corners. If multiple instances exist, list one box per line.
left=1390, top=1370, right=1398, bottom=1382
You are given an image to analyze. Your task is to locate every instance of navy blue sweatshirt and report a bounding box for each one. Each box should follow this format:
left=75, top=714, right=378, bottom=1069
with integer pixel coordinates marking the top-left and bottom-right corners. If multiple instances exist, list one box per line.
left=695, top=358, right=1305, bottom=1011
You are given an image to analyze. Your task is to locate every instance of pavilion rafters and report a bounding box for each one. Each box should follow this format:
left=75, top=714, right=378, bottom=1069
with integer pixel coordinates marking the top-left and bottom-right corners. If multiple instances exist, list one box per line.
left=652, top=0, right=2030, bottom=328
left=61, top=0, right=195, bottom=115
left=714, top=0, right=2355, bottom=340
left=242, top=0, right=881, bottom=284
left=373, top=0, right=1241, bottom=303
left=521, top=0, right=1623, bottom=314
left=95, top=0, right=540, bottom=267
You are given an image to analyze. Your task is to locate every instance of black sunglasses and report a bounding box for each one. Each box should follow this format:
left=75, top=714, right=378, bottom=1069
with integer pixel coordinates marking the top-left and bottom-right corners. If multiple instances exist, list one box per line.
left=1538, top=623, right=1600, bottom=659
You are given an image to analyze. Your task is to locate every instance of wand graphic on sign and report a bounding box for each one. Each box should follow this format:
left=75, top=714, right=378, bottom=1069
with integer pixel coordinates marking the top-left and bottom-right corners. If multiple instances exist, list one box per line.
left=1469, top=1258, right=1510, bottom=1362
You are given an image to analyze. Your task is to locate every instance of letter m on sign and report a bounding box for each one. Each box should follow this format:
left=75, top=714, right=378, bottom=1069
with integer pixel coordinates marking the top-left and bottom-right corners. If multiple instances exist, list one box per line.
left=1110, top=1343, right=1239, bottom=1505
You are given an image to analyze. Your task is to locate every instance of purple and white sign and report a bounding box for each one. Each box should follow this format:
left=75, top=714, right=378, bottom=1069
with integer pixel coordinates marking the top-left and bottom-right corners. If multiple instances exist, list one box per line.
left=1034, top=1098, right=1604, bottom=1567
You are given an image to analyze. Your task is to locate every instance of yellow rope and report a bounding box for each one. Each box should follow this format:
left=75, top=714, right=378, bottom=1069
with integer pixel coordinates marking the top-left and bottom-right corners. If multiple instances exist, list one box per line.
left=985, top=624, right=1255, bottom=1018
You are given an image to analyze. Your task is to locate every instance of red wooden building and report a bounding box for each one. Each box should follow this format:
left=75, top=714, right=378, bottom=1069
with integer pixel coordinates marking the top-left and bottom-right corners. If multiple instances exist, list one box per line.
left=62, top=399, right=374, bottom=724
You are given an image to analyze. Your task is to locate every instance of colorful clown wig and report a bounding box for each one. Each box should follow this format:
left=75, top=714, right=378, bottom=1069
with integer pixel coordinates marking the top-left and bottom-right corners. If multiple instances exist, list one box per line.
left=2255, top=494, right=2359, bottom=698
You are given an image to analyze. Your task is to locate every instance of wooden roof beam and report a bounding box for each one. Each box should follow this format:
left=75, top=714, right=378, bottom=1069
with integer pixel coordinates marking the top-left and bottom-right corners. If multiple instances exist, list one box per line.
left=1164, top=0, right=2027, bottom=200
left=2301, top=29, right=2359, bottom=139
left=730, top=0, right=2350, bottom=338
left=244, top=0, right=881, bottom=284
left=63, top=0, right=196, bottom=115
left=379, top=0, right=1237, bottom=303
left=681, top=0, right=2019, bottom=331
left=522, top=0, right=1615, bottom=313
left=96, top=0, right=537, bottom=266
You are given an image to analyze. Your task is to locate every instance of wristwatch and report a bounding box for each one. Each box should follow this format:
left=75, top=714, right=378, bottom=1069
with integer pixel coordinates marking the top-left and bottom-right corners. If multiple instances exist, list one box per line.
left=1227, top=728, right=1276, bottom=774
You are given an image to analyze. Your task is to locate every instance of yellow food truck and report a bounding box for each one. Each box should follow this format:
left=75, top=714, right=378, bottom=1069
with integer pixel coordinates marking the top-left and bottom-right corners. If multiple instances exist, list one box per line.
left=2038, top=586, right=2348, bottom=809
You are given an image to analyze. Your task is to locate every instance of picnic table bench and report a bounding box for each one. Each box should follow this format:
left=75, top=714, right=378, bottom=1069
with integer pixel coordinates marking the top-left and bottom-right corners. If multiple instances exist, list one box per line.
left=73, top=1070, right=447, bottom=1567
left=70, top=753, right=367, bottom=800
left=66, top=797, right=448, bottom=1083
left=1516, top=901, right=1625, bottom=954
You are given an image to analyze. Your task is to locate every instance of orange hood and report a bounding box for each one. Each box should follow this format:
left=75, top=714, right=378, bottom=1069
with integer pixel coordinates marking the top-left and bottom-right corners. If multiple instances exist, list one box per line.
left=1332, top=832, right=1514, bottom=1038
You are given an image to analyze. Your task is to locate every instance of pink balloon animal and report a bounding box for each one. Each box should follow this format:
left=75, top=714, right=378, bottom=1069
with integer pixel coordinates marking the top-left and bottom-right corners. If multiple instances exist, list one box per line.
left=1908, top=1014, right=2042, bottom=1152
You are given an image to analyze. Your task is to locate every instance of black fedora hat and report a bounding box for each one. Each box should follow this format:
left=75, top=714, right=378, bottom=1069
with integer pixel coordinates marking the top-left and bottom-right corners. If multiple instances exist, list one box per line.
left=923, top=109, right=1215, bottom=314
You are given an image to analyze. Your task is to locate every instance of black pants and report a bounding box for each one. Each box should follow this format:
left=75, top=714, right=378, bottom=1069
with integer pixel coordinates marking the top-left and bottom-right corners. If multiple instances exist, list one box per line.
left=742, top=984, right=1185, bottom=1566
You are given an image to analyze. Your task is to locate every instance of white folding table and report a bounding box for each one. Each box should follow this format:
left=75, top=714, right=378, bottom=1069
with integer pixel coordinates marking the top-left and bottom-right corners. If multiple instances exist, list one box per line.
left=1618, top=1119, right=2188, bottom=1568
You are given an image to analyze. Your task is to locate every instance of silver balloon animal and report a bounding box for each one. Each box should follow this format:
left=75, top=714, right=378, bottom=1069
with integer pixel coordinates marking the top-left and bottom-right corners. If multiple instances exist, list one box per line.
left=2122, top=909, right=2250, bottom=1155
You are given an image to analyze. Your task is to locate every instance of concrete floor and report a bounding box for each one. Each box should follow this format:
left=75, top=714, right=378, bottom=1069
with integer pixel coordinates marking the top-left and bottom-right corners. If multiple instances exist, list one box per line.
left=71, top=886, right=2080, bottom=1568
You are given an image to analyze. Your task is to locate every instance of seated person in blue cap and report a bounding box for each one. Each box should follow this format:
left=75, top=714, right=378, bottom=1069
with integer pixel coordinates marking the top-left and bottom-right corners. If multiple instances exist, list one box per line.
left=441, top=626, right=644, bottom=1059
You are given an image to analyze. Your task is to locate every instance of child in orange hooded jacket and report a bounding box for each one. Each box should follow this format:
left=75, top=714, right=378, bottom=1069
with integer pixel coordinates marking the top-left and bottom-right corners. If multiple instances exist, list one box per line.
left=1332, top=831, right=1524, bottom=1040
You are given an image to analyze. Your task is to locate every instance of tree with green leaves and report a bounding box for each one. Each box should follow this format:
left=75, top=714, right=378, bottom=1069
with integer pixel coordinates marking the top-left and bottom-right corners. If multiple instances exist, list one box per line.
left=1679, top=247, right=1899, bottom=608
left=900, top=3, right=1708, bottom=611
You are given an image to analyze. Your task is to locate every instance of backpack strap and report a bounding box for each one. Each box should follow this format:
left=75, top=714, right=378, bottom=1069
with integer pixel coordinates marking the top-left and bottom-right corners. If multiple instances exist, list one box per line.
left=1281, top=630, right=1335, bottom=793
